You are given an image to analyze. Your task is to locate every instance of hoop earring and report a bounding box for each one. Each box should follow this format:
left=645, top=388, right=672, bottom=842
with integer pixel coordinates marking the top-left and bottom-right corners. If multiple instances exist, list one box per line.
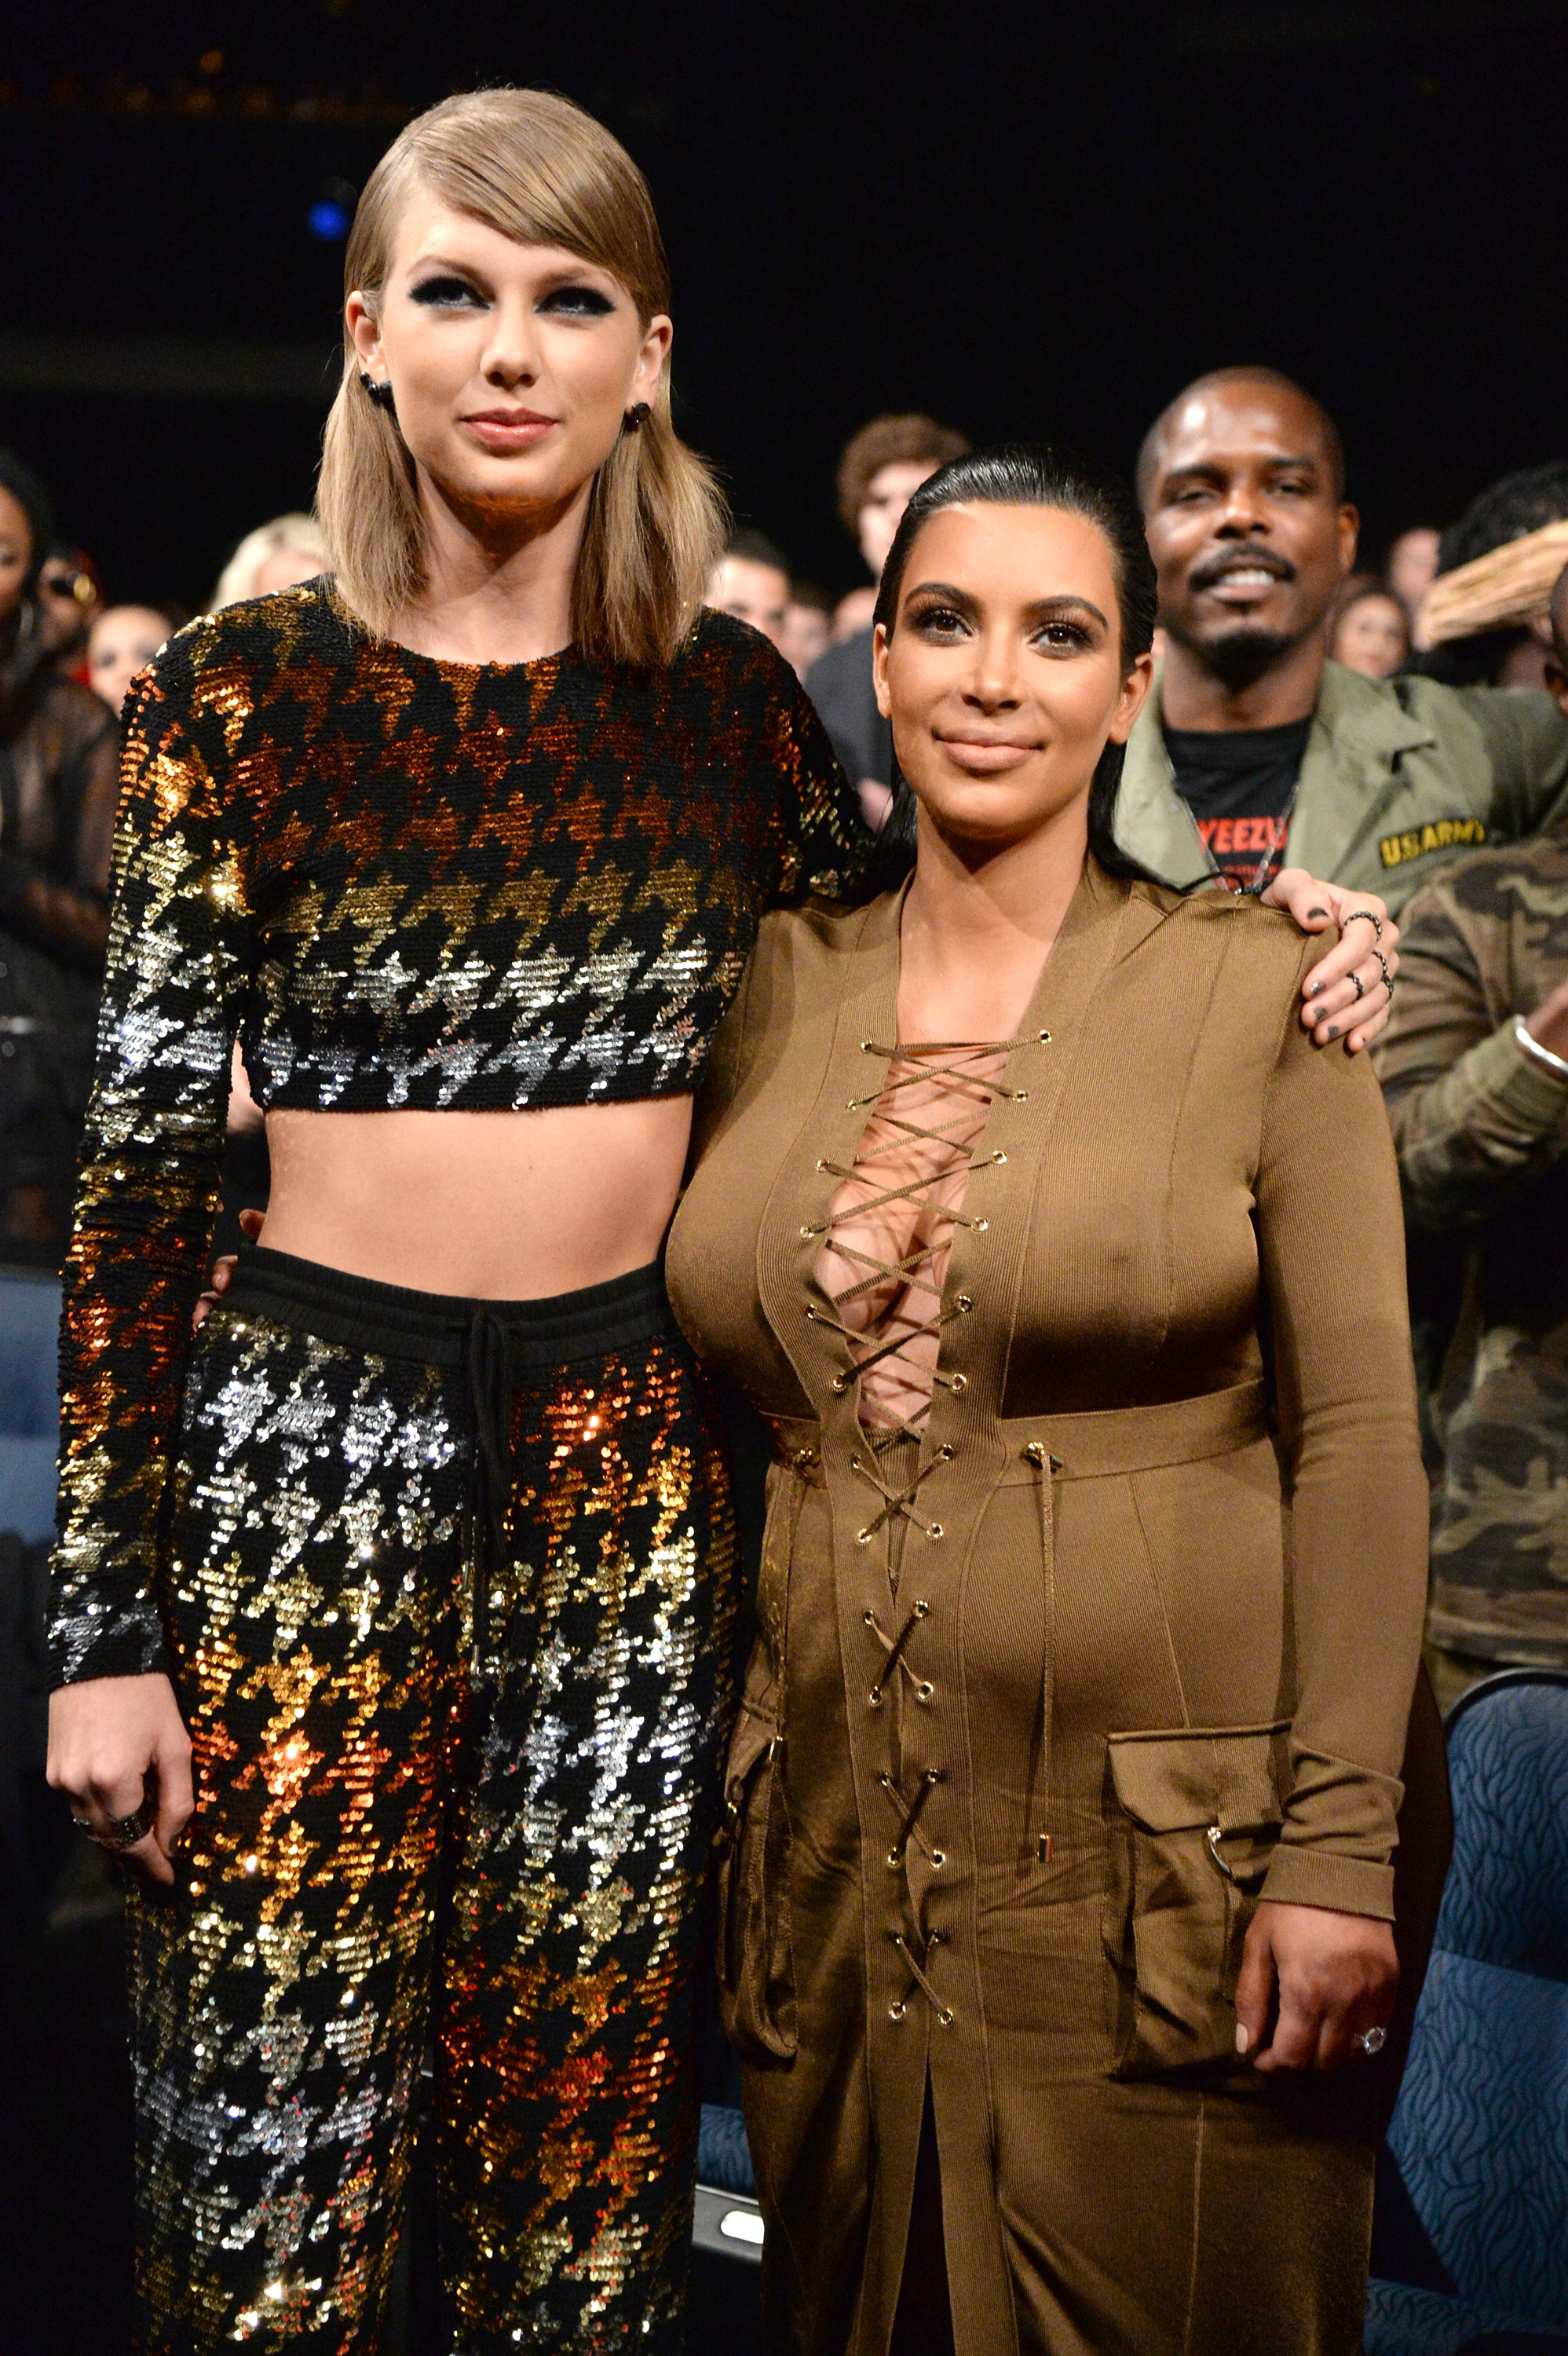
left=622, top=401, right=651, bottom=434
left=359, top=371, right=397, bottom=414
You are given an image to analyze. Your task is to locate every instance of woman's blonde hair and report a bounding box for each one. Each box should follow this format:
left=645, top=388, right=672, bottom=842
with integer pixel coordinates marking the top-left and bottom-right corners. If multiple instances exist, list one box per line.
left=316, top=88, right=726, bottom=667
left=211, top=512, right=327, bottom=609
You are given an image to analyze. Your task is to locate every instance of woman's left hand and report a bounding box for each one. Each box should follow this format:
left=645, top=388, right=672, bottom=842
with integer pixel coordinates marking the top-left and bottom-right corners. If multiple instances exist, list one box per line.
left=1234, top=1899, right=1398, bottom=2072
left=1261, top=870, right=1400, bottom=1053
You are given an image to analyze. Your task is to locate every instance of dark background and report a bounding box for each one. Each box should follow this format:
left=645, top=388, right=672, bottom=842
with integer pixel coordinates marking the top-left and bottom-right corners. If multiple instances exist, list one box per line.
left=5, top=0, right=1568, bottom=615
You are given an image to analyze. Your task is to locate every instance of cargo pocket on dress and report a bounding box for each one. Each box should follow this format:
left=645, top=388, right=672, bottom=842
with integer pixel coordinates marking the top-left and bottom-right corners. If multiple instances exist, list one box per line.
left=1102, top=1720, right=1290, bottom=2077
left=715, top=1699, right=797, bottom=2061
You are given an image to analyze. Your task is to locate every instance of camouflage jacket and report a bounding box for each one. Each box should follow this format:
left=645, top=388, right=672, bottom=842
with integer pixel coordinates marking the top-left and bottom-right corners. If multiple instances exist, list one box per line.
left=1375, top=832, right=1568, bottom=1667
left=1117, top=660, right=1568, bottom=913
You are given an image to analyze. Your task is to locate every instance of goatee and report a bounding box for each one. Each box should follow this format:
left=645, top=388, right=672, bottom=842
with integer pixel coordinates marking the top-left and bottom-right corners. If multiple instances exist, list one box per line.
left=1182, top=626, right=1298, bottom=694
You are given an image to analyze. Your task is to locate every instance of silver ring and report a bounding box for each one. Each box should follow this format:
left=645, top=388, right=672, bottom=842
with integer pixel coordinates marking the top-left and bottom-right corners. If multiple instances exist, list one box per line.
left=1343, top=909, right=1383, bottom=941
left=1353, top=2025, right=1387, bottom=2058
left=1373, top=949, right=1394, bottom=994
left=96, top=1803, right=154, bottom=1851
left=1351, top=971, right=1365, bottom=1001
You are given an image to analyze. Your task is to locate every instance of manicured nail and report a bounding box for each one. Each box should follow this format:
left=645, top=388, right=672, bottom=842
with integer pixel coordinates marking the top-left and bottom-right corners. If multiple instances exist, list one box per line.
left=1307, top=905, right=1328, bottom=920
left=1236, top=2024, right=1251, bottom=2055
left=1307, top=980, right=1325, bottom=997
left=1327, top=1026, right=1340, bottom=1039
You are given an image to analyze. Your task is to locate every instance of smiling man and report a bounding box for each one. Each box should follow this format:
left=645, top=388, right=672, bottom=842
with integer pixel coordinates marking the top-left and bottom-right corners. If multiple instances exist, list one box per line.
left=1116, top=368, right=1568, bottom=909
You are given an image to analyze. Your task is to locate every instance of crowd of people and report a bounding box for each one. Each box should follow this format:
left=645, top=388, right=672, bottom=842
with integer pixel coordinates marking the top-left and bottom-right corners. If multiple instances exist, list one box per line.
left=5, top=76, right=1568, bottom=2356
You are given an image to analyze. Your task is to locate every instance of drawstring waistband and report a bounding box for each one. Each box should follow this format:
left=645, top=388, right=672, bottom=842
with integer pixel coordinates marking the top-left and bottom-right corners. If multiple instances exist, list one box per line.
left=222, top=1246, right=676, bottom=1662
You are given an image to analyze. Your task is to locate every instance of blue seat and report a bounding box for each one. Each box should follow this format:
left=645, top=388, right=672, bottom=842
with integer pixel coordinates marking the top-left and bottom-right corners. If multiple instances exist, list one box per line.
left=0, top=1270, right=59, bottom=1543
left=1365, top=1671, right=1568, bottom=2354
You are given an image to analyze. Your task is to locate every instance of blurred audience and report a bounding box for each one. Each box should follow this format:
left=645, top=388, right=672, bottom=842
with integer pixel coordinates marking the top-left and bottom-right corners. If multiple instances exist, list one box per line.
left=778, top=583, right=832, bottom=680
left=211, top=511, right=327, bottom=608
left=1330, top=577, right=1410, bottom=679
left=36, top=546, right=101, bottom=682
left=806, top=412, right=969, bottom=825
left=86, top=605, right=177, bottom=719
left=705, top=529, right=791, bottom=651
left=1387, top=525, right=1441, bottom=625
left=1374, top=562, right=1568, bottom=1711
left=0, top=454, right=117, bottom=1263
left=1413, top=463, right=1568, bottom=687
left=831, top=586, right=877, bottom=642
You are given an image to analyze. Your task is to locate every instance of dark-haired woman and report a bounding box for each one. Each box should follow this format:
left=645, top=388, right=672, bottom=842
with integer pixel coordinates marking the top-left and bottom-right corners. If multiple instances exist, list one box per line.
left=0, top=449, right=119, bottom=1254
left=667, top=448, right=1436, bottom=2355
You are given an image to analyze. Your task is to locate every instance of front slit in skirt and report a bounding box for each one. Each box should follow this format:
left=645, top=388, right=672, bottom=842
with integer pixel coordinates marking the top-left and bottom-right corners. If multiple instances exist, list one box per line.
left=130, top=1245, right=737, bottom=2355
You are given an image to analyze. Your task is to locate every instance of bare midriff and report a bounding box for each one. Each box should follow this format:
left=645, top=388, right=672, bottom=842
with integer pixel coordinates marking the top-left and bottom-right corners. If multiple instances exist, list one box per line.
left=259, top=1097, right=694, bottom=1300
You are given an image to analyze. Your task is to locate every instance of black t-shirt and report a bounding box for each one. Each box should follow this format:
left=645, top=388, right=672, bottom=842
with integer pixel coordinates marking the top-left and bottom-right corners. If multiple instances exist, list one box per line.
left=1163, top=715, right=1313, bottom=892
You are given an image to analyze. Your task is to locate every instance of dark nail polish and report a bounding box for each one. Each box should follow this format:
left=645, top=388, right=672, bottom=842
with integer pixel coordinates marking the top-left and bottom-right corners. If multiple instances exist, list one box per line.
left=1307, top=905, right=1328, bottom=919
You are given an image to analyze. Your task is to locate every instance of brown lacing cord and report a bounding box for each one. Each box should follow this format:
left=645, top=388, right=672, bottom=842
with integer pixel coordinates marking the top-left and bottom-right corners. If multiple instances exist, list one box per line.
left=810, top=1033, right=1037, bottom=1454
left=864, top=1599, right=934, bottom=1709
left=879, top=1765, right=944, bottom=1864
left=1025, top=1440, right=1061, bottom=1868
left=889, top=1930, right=953, bottom=2026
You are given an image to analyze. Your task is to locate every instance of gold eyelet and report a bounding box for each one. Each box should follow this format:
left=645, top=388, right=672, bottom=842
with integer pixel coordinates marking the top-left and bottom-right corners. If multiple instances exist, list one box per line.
left=949, top=1374, right=967, bottom=1396
left=938, top=2007, right=955, bottom=2027
left=857, top=1528, right=873, bottom=1546
left=927, top=1524, right=944, bottom=1542
left=864, top=1609, right=876, bottom=1626
left=1025, top=1440, right=1046, bottom=1465
left=931, top=1849, right=946, bottom=1868
left=939, top=1443, right=956, bottom=1461
left=886, top=1851, right=901, bottom=1870
left=955, top=1295, right=973, bottom=1313
left=912, top=1600, right=930, bottom=1618
left=1013, top=1088, right=1029, bottom=1103
left=889, top=2000, right=907, bottom=2021
left=1039, top=1030, right=1052, bottom=1044
left=993, top=1150, right=1007, bottom=1165
left=973, top=1217, right=989, bottom=1233
left=916, top=1681, right=934, bottom=1705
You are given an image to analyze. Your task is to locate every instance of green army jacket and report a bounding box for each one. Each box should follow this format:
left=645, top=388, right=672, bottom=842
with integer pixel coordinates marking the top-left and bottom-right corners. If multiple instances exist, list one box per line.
left=1375, top=833, right=1568, bottom=1670
left=1116, top=658, right=1568, bottom=912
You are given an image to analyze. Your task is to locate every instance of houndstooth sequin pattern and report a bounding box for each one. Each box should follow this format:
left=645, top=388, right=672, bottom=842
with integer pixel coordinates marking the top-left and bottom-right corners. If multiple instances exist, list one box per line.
left=52, top=580, right=864, bottom=1685
left=133, top=1301, right=736, bottom=2353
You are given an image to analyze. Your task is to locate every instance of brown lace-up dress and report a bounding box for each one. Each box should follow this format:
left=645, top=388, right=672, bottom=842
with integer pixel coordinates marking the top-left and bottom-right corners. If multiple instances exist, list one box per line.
left=666, top=859, right=1442, bottom=2356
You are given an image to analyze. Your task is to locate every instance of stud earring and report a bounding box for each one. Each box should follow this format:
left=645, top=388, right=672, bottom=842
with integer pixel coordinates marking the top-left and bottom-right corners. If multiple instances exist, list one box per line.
left=359, top=371, right=396, bottom=413
left=622, top=401, right=652, bottom=434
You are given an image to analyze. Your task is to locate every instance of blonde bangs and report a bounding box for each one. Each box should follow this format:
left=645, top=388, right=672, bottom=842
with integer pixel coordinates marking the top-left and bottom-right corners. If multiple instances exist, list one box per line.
left=316, top=88, right=726, bottom=666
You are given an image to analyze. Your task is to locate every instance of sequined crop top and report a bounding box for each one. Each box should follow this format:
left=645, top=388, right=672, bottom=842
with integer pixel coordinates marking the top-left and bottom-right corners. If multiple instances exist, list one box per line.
left=51, top=579, right=869, bottom=1684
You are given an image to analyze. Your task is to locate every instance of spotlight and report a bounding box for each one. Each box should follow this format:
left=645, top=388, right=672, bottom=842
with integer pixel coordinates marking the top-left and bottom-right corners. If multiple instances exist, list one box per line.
left=307, top=182, right=356, bottom=242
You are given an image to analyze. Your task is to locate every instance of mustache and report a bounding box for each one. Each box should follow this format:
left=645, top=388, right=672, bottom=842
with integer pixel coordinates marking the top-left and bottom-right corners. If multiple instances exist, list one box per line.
left=1189, top=547, right=1298, bottom=591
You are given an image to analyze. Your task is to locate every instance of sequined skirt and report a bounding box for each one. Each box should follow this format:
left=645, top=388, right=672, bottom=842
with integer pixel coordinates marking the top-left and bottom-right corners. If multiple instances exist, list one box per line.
left=132, top=1248, right=736, bottom=2354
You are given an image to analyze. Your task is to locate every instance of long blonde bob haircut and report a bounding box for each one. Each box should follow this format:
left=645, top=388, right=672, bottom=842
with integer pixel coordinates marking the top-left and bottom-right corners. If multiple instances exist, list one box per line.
left=316, top=88, right=726, bottom=668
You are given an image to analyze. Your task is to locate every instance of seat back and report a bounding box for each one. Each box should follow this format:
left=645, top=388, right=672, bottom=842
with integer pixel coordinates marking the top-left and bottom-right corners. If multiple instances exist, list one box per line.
left=0, top=1271, right=59, bottom=1545
left=1386, top=1674, right=1568, bottom=2325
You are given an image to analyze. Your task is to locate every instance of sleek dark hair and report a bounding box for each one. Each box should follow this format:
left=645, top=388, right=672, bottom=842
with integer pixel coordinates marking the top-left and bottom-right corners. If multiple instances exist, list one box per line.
left=857, top=442, right=1160, bottom=894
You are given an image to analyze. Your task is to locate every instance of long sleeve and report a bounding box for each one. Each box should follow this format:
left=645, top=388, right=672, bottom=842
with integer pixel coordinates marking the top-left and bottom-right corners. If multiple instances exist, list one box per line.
left=759, top=650, right=875, bottom=904
left=1375, top=870, right=1568, bottom=1230
left=0, top=682, right=119, bottom=969
left=1253, top=940, right=1430, bottom=1919
left=1465, top=683, right=1568, bottom=840
left=49, top=627, right=257, bottom=1686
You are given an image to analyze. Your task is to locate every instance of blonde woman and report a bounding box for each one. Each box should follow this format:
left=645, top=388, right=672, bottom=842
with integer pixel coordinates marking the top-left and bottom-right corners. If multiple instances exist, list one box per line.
left=210, top=510, right=328, bottom=609
left=45, top=89, right=868, bottom=2353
